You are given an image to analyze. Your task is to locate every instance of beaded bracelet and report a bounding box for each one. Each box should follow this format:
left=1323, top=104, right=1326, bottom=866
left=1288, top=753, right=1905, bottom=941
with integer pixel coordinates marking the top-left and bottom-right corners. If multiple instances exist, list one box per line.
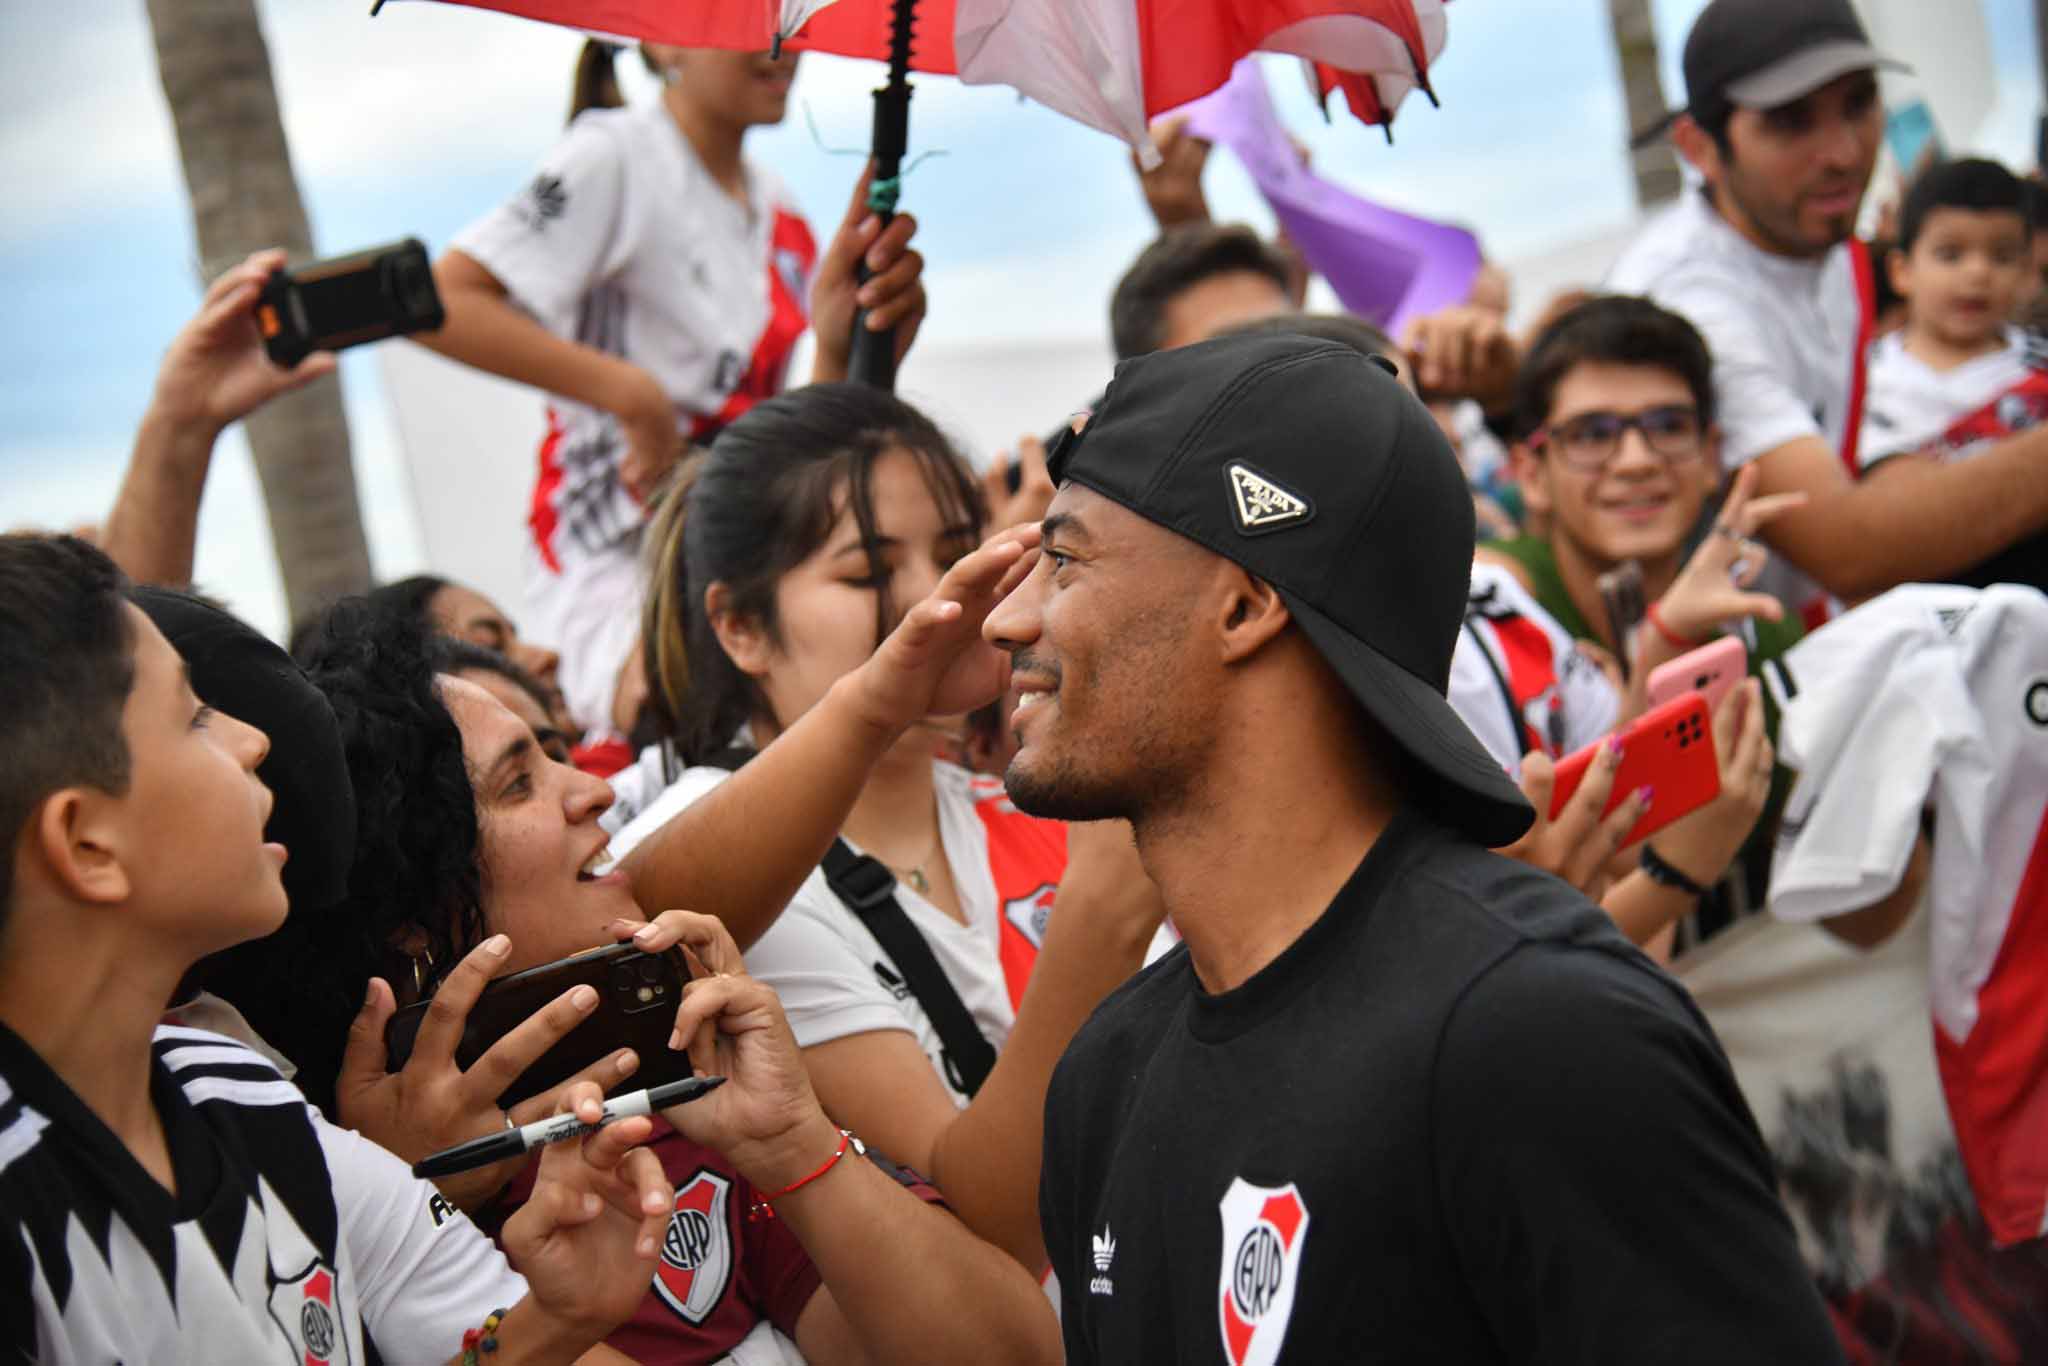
left=460, top=1307, right=507, bottom=1365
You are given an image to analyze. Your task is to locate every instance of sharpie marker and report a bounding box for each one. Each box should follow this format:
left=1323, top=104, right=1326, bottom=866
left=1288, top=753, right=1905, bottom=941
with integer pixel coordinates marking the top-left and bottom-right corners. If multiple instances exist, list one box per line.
left=413, top=1075, right=726, bottom=1179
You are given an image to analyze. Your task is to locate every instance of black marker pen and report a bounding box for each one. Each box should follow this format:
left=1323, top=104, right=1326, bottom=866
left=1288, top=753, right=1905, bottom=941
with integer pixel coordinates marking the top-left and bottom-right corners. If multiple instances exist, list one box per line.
left=412, top=1075, right=726, bottom=1180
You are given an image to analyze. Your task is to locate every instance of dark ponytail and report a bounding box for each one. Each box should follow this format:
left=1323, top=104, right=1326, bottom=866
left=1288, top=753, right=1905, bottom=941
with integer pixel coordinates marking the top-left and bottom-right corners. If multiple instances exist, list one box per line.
left=569, top=40, right=625, bottom=123
left=637, top=384, right=986, bottom=766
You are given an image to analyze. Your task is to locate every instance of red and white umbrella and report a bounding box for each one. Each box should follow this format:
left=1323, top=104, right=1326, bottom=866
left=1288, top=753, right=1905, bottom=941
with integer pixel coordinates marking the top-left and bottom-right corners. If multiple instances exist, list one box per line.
left=408, top=1, right=1449, bottom=149
left=381, top=0, right=1449, bottom=383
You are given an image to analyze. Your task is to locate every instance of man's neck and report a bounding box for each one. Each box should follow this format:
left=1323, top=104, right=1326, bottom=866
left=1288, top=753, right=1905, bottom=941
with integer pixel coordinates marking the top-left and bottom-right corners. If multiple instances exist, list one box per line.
left=1551, top=530, right=1681, bottom=653
left=1133, top=702, right=1397, bottom=995
left=0, top=919, right=188, bottom=1190
left=1900, top=321, right=2007, bottom=373
left=837, top=734, right=943, bottom=866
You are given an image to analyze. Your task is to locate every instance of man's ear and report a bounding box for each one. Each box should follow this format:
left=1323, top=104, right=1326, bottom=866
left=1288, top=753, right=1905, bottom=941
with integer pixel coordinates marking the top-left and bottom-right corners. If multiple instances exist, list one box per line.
left=1669, top=115, right=1722, bottom=184
left=704, top=581, right=773, bottom=679
left=1886, top=245, right=1913, bottom=301
left=29, top=789, right=132, bottom=907
left=1511, top=443, right=1553, bottom=519
left=1215, top=566, right=1293, bottom=664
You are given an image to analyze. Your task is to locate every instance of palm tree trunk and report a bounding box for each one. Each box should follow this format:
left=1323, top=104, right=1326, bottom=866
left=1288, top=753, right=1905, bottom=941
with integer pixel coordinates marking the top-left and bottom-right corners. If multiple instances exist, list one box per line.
left=147, top=0, right=372, bottom=624
left=1607, top=0, right=1681, bottom=208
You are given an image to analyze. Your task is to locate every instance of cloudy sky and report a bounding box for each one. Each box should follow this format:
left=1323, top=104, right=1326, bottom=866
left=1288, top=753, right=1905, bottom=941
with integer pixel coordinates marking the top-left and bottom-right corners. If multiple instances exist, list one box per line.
left=3, top=0, right=2039, bottom=638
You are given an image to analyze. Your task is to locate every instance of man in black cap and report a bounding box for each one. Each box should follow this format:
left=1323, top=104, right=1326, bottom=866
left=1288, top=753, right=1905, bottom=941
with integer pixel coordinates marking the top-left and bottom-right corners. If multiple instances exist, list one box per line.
left=988, top=333, right=1842, bottom=1363
left=1611, top=0, right=2048, bottom=616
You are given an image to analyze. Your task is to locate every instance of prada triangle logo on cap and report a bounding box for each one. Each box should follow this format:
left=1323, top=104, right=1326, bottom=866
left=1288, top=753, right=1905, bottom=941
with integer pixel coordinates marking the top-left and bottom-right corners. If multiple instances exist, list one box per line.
left=1226, top=463, right=1313, bottom=536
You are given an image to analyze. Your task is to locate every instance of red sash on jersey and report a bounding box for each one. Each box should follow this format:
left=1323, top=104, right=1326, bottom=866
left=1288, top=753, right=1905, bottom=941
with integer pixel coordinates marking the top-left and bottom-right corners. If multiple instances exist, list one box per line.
left=1933, top=368, right=2048, bottom=458
left=1839, top=238, right=1877, bottom=478
left=687, top=209, right=819, bottom=444
left=1933, top=801, right=2048, bottom=1248
left=969, top=776, right=1070, bottom=1012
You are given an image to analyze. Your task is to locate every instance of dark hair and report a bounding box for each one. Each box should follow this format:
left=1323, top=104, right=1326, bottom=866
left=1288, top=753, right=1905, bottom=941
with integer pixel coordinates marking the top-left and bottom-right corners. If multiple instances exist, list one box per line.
left=1899, top=158, right=2030, bottom=253
left=429, top=637, right=553, bottom=718
left=1509, top=295, right=1717, bottom=443
left=1110, top=224, right=1293, bottom=361
left=639, top=383, right=984, bottom=766
left=0, top=535, right=135, bottom=930
left=570, top=40, right=626, bottom=121
left=292, top=574, right=449, bottom=665
left=291, top=601, right=485, bottom=1116
left=1217, top=311, right=1398, bottom=362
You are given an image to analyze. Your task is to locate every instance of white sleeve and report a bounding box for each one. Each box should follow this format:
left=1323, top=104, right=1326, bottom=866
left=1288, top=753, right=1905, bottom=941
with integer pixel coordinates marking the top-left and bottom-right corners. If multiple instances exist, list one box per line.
left=318, top=1118, right=530, bottom=1363
left=450, top=112, right=631, bottom=337
left=1447, top=624, right=1523, bottom=777
left=1768, top=653, right=1955, bottom=922
left=1557, top=646, right=1620, bottom=755
left=742, top=881, right=920, bottom=1050
left=1651, top=274, right=1822, bottom=469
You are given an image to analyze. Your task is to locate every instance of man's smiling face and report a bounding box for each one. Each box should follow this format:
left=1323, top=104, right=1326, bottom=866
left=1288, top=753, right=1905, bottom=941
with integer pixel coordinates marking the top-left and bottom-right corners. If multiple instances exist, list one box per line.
left=984, top=483, right=1216, bottom=825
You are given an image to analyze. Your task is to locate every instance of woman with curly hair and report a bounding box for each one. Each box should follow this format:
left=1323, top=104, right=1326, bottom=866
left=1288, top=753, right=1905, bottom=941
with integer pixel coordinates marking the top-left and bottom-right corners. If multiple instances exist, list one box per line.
left=281, top=534, right=1060, bottom=1365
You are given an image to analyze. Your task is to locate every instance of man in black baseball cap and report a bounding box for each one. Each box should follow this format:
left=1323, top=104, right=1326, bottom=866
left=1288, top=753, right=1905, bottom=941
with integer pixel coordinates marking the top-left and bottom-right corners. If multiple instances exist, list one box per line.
left=994, top=332, right=1841, bottom=1363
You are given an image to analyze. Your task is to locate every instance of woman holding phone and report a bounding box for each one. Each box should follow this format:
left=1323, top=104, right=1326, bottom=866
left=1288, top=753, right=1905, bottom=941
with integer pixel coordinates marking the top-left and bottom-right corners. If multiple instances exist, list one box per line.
left=424, top=40, right=927, bottom=737
left=271, top=530, right=1059, bottom=1364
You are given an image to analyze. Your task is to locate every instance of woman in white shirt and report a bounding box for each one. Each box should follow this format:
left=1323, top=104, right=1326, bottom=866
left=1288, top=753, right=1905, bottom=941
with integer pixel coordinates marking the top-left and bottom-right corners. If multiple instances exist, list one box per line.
left=423, top=40, right=928, bottom=736
left=613, top=383, right=1164, bottom=1272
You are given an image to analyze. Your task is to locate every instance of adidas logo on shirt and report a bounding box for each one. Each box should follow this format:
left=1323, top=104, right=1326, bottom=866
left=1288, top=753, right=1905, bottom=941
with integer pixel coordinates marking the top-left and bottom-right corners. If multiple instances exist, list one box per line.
left=1090, top=1225, right=1116, bottom=1295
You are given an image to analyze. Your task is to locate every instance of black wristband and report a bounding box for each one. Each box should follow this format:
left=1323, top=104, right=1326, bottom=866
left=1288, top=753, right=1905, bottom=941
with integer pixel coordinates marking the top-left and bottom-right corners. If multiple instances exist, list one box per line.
left=1639, top=843, right=1709, bottom=899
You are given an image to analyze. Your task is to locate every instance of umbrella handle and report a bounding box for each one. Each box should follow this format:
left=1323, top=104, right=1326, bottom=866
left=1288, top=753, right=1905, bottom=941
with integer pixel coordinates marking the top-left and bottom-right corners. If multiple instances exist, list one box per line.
left=848, top=0, right=917, bottom=391
left=847, top=219, right=898, bottom=391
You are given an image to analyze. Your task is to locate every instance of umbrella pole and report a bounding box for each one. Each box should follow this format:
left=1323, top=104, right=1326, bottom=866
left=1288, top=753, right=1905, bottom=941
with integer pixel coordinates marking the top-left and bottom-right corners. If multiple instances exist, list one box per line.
left=847, top=0, right=915, bottom=390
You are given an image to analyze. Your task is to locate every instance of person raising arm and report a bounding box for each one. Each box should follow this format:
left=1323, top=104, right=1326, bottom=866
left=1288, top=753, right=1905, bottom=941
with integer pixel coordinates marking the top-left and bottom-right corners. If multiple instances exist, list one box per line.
left=419, top=41, right=926, bottom=735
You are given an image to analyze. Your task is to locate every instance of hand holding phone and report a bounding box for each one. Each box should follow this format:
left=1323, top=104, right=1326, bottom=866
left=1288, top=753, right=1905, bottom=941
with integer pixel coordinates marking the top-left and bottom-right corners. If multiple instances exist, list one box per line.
left=338, top=936, right=675, bottom=1209
left=257, top=237, right=444, bottom=367
left=1646, top=636, right=1748, bottom=713
left=1549, top=693, right=1721, bottom=849
left=384, top=942, right=695, bottom=1108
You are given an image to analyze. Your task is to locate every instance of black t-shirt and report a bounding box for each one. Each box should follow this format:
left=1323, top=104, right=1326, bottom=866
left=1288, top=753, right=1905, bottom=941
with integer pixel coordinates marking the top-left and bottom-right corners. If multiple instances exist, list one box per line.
left=1041, top=811, right=1844, bottom=1365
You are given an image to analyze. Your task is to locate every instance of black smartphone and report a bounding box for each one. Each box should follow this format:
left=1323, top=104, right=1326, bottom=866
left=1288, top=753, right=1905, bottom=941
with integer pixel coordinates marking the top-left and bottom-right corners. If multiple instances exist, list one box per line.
left=383, top=943, right=694, bottom=1109
left=257, top=237, right=445, bottom=367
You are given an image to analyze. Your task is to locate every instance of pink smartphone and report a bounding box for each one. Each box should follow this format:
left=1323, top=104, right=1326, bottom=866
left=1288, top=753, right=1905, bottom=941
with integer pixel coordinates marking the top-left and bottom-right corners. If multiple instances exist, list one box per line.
left=1645, top=636, right=1747, bottom=714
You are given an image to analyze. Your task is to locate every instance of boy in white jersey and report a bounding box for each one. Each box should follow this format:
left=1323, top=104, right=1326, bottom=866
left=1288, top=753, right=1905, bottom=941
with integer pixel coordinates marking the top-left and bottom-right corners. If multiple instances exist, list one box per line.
left=0, top=533, right=672, bottom=1364
left=1860, top=158, right=2048, bottom=591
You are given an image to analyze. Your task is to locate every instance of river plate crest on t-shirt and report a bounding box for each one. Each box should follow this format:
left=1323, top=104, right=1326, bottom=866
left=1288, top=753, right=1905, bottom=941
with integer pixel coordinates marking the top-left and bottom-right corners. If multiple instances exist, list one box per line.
left=653, top=1168, right=734, bottom=1325
left=1216, top=1177, right=1310, bottom=1366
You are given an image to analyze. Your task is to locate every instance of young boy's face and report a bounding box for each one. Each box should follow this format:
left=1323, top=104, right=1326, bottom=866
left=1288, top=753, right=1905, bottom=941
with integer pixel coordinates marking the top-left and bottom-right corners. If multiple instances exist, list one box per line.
left=102, top=606, right=288, bottom=953
left=1514, top=360, right=1719, bottom=570
left=1894, top=206, right=2031, bottom=350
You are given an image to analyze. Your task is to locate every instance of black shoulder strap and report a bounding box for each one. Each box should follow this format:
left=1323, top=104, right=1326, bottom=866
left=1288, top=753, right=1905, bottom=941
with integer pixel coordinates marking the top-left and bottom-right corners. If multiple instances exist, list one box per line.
left=1461, top=615, right=1535, bottom=759
left=818, top=841, right=997, bottom=1097
left=698, top=746, right=998, bottom=1098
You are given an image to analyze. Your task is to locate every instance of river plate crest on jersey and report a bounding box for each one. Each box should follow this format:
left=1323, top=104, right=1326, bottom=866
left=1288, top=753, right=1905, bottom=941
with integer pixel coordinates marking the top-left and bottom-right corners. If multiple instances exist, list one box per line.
left=1216, top=1178, right=1310, bottom=1366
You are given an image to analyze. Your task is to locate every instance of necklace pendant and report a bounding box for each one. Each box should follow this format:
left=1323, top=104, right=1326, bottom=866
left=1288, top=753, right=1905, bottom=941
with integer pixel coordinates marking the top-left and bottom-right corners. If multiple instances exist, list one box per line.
left=906, top=867, right=930, bottom=895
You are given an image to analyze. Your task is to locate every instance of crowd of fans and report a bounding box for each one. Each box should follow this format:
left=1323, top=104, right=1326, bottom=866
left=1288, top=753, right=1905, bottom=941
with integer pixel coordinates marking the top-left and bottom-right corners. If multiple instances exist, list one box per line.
left=6, top=0, right=2048, bottom=1361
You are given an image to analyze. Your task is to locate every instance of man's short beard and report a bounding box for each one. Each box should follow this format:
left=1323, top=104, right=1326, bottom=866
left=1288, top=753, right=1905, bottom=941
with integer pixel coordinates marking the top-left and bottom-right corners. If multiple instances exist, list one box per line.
left=1718, top=159, right=1855, bottom=259
left=1003, top=752, right=1139, bottom=824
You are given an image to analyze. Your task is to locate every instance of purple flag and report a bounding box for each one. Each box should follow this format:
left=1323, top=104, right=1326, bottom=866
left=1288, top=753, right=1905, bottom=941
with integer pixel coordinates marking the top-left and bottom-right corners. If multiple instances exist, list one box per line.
left=1180, top=60, right=1481, bottom=336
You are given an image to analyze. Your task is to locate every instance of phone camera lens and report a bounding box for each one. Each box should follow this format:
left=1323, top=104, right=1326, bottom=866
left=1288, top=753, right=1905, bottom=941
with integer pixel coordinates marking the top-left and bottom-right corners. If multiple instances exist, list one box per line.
left=637, top=959, right=664, bottom=984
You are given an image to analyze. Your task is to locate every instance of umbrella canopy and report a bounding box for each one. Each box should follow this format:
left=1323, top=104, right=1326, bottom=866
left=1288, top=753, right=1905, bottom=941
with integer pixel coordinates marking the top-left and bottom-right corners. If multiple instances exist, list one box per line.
left=415, top=1, right=1449, bottom=148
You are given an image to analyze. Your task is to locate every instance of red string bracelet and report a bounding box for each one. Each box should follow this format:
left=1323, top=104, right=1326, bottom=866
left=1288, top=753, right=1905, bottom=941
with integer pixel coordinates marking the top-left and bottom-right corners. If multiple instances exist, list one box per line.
left=748, top=1129, right=861, bottom=1222
left=1645, top=600, right=1700, bottom=652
